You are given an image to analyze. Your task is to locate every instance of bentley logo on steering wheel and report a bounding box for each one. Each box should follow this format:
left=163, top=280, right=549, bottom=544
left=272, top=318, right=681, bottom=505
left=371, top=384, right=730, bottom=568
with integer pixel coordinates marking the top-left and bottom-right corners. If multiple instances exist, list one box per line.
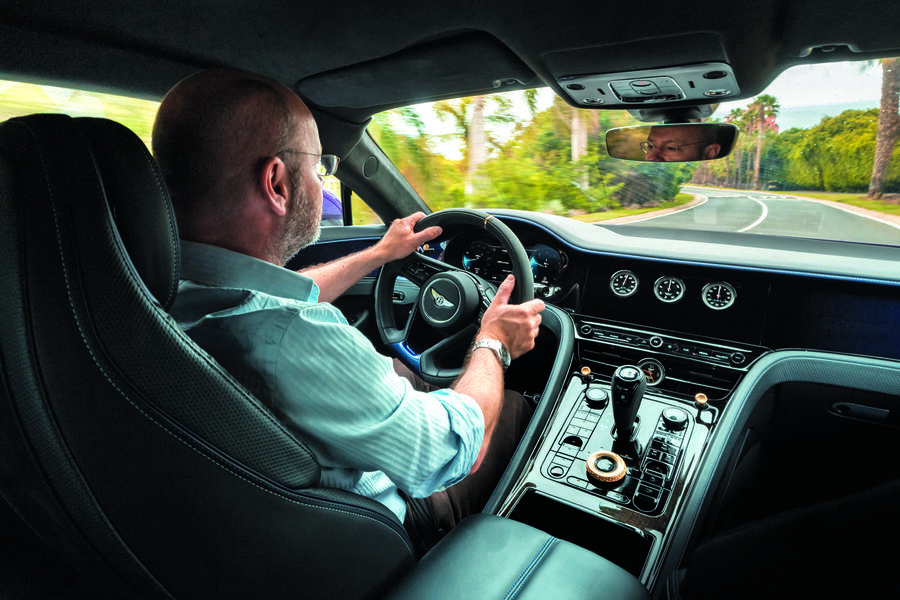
left=430, top=287, right=456, bottom=308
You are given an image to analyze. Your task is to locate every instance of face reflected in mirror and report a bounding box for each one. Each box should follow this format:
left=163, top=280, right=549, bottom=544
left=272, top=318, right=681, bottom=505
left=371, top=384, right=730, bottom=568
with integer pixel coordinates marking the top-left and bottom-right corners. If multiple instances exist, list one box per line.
left=606, top=123, right=738, bottom=162
left=642, top=124, right=721, bottom=161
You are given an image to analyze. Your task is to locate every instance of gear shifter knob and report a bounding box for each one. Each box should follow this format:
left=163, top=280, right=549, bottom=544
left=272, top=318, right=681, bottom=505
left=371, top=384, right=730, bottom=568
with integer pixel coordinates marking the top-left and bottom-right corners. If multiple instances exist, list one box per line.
left=612, top=365, right=647, bottom=440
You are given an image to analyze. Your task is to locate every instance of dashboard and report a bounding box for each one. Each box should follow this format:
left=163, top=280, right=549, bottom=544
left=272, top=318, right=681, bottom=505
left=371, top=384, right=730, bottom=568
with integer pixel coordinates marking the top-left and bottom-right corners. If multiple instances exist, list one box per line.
left=440, top=213, right=900, bottom=364
left=452, top=212, right=900, bottom=588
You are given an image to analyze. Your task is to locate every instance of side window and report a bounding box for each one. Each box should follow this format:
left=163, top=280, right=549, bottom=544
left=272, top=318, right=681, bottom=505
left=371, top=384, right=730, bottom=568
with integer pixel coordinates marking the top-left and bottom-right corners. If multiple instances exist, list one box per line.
left=321, top=185, right=344, bottom=226
left=0, top=79, right=158, bottom=147
left=349, top=189, right=382, bottom=225
left=320, top=183, right=383, bottom=227
left=2, top=78, right=384, bottom=230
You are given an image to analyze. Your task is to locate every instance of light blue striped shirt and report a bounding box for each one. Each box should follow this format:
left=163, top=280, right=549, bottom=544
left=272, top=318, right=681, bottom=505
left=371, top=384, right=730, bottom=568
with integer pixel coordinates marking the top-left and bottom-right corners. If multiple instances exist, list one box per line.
left=169, top=241, right=485, bottom=522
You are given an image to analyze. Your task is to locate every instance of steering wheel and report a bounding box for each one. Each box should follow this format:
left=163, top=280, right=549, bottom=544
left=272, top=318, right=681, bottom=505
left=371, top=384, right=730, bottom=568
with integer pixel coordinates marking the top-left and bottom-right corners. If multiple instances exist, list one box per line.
left=375, top=209, right=534, bottom=386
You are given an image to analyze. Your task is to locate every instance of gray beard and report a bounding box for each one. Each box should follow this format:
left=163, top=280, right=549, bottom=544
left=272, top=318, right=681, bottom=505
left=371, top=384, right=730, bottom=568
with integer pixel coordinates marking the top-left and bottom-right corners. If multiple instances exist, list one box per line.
left=277, top=200, right=321, bottom=265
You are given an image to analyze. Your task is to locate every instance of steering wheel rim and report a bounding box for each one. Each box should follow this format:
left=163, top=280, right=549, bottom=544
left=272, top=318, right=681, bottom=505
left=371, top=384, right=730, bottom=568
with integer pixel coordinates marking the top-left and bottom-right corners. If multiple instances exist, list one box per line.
left=374, top=209, right=533, bottom=386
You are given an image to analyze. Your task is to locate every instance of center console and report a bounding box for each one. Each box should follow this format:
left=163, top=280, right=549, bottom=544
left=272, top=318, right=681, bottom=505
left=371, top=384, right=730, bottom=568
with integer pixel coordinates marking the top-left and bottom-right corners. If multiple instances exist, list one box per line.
left=497, top=316, right=768, bottom=588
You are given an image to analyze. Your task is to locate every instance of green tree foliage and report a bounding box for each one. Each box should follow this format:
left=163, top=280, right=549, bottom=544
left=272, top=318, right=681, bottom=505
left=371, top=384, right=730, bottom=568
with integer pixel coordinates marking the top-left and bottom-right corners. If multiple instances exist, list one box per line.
left=0, top=80, right=159, bottom=148
left=777, top=109, right=900, bottom=192
left=372, top=92, right=699, bottom=216
left=699, top=90, right=899, bottom=196
left=370, top=109, right=465, bottom=210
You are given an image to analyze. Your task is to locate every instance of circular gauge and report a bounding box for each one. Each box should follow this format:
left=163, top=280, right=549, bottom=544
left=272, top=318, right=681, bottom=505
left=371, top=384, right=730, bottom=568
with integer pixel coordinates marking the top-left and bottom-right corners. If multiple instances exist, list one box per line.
left=654, top=276, right=685, bottom=303
left=638, top=358, right=665, bottom=387
left=702, top=282, right=737, bottom=310
left=529, top=244, right=564, bottom=285
left=610, top=270, right=639, bottom=297
left=461, top=241, right=494, bottom=277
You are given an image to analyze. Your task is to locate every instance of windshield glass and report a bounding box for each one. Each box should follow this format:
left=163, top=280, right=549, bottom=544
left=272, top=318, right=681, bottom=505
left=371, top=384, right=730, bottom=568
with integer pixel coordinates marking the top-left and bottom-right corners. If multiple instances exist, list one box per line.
left=372, top=58, right=900, bottom=247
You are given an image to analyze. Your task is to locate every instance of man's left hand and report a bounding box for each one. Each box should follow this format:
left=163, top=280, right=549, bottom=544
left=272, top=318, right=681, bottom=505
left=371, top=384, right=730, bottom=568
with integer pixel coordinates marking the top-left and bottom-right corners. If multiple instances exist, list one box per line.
left=375, top=212, right=442, bottom=264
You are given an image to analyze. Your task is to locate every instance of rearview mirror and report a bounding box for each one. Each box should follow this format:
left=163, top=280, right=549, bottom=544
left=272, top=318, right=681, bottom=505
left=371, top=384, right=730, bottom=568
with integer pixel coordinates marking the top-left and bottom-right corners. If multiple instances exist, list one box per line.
left=606, top=123, right=739, bottom=162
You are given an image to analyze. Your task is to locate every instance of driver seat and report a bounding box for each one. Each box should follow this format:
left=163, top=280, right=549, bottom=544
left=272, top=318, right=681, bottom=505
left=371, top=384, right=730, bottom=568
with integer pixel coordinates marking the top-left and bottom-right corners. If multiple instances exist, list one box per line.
left=0, top=114, right=416, bottom=599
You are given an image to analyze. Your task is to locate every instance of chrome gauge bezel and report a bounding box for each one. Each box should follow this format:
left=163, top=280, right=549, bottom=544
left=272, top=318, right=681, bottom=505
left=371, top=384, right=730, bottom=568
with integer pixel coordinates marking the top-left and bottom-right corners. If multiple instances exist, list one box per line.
left=653, top=276, right=685, bottom=303
left=609, top=269, right=639, bottom=297
left=701, top=281, right=737, bottom=310
left=637, top=358, right=665, bottom=386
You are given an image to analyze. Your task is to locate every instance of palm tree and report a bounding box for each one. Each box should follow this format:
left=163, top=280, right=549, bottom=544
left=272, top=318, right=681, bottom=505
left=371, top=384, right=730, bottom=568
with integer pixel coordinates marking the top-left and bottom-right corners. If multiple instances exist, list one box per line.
left=433, top=94, right=516, bottom=197
left=747, top=94, right=779, bottom=189
left=867, top=57, right=900, bottom=199
left=724, top=108, right=746, bottom=187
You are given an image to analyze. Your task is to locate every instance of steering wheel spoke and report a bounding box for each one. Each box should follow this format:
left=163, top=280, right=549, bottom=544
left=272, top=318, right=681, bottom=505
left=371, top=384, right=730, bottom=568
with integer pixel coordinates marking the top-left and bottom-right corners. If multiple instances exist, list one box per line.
left=396, top=252, right=455, bottom=286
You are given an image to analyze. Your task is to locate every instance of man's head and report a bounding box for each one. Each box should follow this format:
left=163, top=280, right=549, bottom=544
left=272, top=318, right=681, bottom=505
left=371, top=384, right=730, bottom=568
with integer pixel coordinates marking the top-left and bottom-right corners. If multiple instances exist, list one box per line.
left=152, top=69, right=323, bottom=264
left=642, top=124, right=721, bottom=162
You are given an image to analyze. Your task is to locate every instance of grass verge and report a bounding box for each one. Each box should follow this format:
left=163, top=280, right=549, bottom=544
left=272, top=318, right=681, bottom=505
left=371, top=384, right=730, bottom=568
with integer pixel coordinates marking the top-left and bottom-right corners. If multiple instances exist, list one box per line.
left=787, top=191, right=900, bottom=216
left=571, top=193, right=695, bottom=223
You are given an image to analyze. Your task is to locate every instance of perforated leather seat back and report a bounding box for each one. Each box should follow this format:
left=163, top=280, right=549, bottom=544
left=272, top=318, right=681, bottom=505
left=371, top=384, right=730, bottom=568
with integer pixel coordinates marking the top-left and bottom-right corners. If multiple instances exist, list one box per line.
left=0, top=114, right=414, bottom=599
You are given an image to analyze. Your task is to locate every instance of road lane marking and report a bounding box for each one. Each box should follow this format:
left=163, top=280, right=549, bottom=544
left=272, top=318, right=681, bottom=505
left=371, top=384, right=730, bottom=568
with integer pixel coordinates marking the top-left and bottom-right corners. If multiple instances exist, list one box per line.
left=737, top=197, right=769, bottom=232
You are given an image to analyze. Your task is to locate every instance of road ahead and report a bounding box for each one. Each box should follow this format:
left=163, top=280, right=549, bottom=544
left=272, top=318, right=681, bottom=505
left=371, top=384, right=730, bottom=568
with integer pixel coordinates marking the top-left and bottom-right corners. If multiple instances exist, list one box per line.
left=627, top=186, right=900, bottom=245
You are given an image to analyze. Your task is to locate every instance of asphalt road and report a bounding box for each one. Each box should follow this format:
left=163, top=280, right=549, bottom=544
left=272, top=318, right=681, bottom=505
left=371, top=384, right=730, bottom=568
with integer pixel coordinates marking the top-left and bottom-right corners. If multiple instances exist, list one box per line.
left=628, top=186, right=900, bottom=245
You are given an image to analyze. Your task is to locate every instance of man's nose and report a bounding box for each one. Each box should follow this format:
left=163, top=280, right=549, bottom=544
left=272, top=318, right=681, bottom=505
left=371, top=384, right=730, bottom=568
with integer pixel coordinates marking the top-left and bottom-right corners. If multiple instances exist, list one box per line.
left=646, top=148, right=664, bottom=161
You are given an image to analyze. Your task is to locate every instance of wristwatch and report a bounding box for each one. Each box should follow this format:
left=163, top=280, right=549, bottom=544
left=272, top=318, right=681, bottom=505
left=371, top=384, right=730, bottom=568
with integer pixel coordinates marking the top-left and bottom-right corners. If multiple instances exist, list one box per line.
left=472, top=338, right=511, bottom=371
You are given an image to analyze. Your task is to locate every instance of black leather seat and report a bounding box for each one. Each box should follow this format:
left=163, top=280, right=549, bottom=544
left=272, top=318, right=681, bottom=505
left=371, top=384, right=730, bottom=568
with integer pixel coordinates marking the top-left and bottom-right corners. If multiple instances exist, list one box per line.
left=0, top=114, right=415, bottom=599
left=0, top=113, right=651, bottom=600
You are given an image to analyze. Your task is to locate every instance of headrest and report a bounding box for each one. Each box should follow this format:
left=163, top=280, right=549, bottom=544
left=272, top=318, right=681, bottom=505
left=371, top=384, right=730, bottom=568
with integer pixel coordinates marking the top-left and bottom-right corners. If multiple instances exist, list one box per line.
left=0, top=114, right=180, bottom=309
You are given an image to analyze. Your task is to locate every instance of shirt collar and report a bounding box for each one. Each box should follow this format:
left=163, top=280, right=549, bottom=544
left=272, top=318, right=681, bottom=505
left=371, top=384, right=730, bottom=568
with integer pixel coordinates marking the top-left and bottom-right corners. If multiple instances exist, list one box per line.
left=179, top=240, right=320, bottom=302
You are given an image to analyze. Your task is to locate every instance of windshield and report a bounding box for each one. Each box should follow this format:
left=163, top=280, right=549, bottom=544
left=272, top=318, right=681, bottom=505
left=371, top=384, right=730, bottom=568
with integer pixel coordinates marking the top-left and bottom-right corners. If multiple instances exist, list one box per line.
left=372, top=58, right=900, bottom=247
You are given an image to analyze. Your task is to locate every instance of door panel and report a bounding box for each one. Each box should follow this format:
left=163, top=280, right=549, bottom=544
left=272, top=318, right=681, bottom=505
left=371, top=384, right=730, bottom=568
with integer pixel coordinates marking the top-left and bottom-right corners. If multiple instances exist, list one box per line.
left=286, top=226, right=391, bottom=347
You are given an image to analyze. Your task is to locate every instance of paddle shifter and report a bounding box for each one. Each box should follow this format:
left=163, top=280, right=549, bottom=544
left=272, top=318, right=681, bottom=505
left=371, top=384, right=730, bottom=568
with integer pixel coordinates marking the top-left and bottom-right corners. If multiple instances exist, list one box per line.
left=611, top=365, right=647, bottom=459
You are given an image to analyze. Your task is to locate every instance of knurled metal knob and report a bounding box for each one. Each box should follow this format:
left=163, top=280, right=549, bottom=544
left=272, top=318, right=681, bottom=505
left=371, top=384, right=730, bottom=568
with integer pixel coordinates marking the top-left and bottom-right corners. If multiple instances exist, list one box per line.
left=586, top=450, right=627, bottom=486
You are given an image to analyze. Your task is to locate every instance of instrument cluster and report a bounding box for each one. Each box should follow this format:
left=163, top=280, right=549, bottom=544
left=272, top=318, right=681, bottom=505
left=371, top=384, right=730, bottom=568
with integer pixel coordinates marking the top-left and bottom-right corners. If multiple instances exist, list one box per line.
left=456, top=238, right=569, bottom=296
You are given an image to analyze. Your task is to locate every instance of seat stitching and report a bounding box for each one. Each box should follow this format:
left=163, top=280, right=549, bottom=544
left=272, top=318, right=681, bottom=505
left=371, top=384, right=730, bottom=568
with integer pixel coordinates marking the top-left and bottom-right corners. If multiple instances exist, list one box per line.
left=31, top=118, right=412, bottom=548
left=134, top=139, right=180, bottom=306
left=503, top=537, right=558, bottom=600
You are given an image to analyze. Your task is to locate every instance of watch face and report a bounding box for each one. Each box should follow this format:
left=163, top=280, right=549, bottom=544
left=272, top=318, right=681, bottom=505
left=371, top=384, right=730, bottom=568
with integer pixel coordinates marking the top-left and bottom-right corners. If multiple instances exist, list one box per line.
left=497, top=344, right=511, bottom=368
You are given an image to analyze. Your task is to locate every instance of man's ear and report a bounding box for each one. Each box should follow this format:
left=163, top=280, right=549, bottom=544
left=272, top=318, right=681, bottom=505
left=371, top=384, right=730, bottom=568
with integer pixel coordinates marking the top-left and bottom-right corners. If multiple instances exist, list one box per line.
left=259, top=156, right=290, bottom=216
left=702, top=143, right=722, bottom=160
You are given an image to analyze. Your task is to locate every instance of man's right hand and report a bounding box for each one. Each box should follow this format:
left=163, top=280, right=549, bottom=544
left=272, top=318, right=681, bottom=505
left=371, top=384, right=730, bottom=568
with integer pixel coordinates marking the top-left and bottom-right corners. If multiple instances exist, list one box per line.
left=478, top=275, right=544, bottom=360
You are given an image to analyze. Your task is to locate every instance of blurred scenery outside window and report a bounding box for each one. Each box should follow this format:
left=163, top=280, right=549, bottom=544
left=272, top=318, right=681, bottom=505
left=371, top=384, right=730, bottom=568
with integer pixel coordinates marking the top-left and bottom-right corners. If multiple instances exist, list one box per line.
left=371, top=58, right=900, bottom=246
left=4, top=57, right=899, bottom=244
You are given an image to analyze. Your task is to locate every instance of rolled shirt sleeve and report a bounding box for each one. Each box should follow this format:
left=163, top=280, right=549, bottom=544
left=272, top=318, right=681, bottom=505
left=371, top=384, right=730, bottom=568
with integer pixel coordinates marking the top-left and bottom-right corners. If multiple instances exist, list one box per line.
left=272, top=304, right=485, bottom=497
left=170, top=241, right=484, bottom=521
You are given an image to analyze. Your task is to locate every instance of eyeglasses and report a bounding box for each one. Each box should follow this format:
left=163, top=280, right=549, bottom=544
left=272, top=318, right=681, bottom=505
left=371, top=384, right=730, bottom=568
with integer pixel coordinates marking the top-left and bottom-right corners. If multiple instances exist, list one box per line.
left=640, top=140, right=704, bottom=155
left=279, top=150, right=340, bottom=177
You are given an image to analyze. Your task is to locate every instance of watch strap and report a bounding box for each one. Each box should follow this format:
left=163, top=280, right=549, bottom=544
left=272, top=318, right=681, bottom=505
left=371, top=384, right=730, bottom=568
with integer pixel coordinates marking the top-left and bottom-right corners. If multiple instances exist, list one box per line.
left=472, top=338, right=510, bottom=371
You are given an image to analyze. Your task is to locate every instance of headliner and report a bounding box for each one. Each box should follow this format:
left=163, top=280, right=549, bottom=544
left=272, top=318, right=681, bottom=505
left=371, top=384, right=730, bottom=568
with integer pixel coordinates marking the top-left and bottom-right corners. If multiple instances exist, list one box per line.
left=2, top=0, right=899, bottom=125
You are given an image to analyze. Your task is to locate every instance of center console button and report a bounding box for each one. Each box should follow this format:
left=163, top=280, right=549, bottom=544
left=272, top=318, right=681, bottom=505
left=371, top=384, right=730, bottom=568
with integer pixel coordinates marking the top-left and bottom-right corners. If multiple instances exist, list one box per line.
left=662, top=407, right=690, bottom=431
left=585, top=387, right=609, bottom=408
left=633, top=493, right=659, bottom=512
left=644, top=460, right=670, bottom=478
left=642, top=473, right=665, bottom=487
left=605, top=491, right=629, bottom=504
left=549, top=465, right=566, bottom=478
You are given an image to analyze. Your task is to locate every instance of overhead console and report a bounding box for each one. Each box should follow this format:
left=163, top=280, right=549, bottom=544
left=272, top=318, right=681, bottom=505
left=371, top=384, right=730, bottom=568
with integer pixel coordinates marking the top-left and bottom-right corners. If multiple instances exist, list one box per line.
left=557, top=63, right=740, bottom=109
